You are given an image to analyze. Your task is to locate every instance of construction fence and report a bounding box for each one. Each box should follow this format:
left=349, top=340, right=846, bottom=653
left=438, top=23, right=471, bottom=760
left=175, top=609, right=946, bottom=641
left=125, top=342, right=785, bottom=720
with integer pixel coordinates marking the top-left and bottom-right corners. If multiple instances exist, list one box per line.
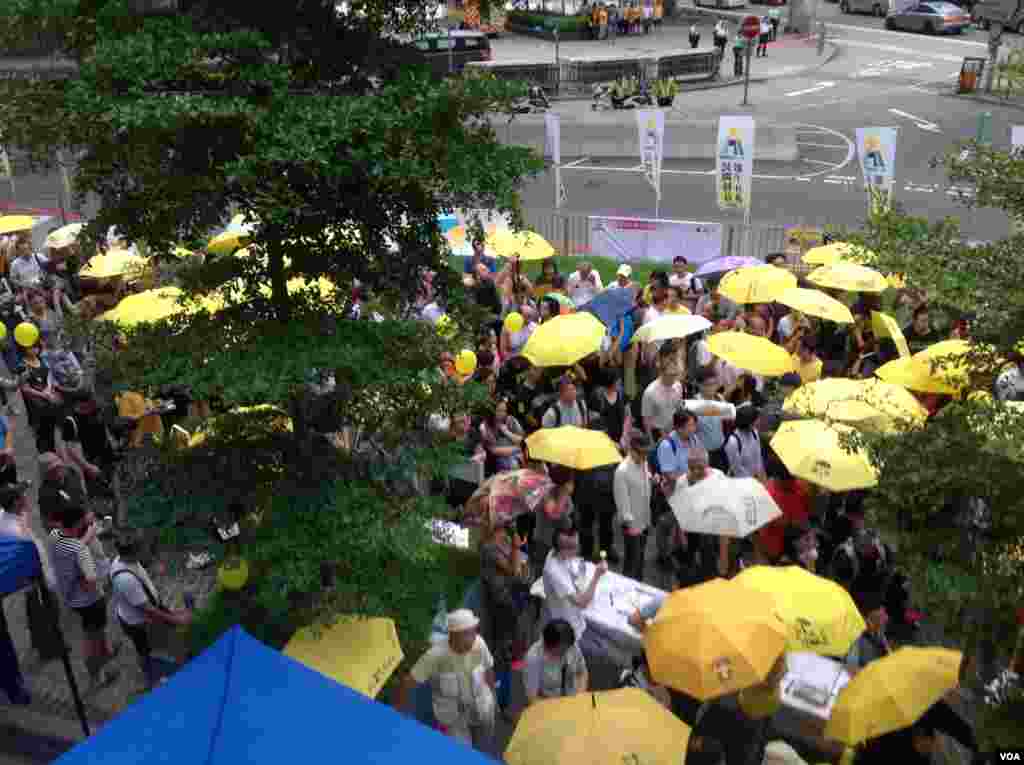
left=519, top=208, right=824, bottom=264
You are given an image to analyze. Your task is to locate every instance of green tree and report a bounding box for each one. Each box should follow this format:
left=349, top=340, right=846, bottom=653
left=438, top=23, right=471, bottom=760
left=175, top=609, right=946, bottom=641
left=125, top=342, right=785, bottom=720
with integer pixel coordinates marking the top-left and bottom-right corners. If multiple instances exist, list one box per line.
left=832, top=141, right=1024, bottom=749
left=0, top=0, right=540, bottom=657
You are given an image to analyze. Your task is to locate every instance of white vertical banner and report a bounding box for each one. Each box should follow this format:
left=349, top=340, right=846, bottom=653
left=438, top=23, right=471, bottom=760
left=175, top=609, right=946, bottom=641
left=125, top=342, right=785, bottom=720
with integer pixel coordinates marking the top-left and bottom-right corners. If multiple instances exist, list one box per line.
left=545, top=113, right=566, bottom=208
left=855, top=127, right=898, bottom=214
left=637, top=109, right=665, bottom=201
left=716, top=115, right=755, bottom=213
left=1011, top=125, right=1024, bottom=156
left=544, top=112, right=561, bottom=166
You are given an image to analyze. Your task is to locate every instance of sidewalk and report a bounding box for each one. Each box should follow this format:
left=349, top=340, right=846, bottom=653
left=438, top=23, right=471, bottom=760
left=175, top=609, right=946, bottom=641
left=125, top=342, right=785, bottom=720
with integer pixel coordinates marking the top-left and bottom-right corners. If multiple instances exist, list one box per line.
left=489, top=23, right=838, bottom=93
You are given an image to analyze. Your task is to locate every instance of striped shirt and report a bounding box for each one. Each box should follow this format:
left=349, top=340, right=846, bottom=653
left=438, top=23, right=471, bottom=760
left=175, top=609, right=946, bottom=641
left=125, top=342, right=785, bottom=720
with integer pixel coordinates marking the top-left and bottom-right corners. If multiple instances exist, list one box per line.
left=49, top=529, right=101, bottom=609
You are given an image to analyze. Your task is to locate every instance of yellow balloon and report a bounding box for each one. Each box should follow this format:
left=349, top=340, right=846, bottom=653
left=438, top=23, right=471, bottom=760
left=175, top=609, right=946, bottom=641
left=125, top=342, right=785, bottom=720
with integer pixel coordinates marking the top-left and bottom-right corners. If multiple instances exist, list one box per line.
left=0, top=324, right=6, bottom=341
left=217, top=558, right=250, bottom=591
left=455, top=349, right=477, bottom=377
left=14, top=322, right=39, bottom=348
left=504, top=311, right=525, bottom=334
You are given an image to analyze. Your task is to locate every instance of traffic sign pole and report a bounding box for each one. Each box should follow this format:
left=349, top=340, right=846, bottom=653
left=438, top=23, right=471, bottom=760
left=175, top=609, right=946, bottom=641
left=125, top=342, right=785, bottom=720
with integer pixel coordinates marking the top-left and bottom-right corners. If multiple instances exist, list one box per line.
left=740, top=15, right=760, bottom=106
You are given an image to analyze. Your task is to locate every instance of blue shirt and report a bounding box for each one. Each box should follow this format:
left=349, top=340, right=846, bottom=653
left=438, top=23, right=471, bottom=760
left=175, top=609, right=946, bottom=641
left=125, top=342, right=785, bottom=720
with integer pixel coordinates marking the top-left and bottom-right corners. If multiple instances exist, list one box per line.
left=463, top=255, right=498, bottom=274
left=619, top=312, right=636, bottom=353
left=695, top=414, right=727, bottom=452
left=656, top=431, right=699, bottom=476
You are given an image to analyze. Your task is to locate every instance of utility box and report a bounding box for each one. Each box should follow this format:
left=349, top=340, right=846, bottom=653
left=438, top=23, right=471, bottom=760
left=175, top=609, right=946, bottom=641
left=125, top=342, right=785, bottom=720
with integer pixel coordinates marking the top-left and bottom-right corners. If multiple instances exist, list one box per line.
left=960, top=57, right=986, bottom=93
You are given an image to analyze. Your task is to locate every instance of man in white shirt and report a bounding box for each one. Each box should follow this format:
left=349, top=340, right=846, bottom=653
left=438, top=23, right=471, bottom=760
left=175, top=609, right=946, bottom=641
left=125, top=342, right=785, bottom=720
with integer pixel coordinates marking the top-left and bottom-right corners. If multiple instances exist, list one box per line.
left=109, top=529, right=192, bottom=689
left=614, top=432, right=655, bottom=581
left=8, top=234, right=48, bottom=294
left=542, top=518, right=612, bottom=670
left=396, top=609, right=497, bottom=752
left=567, top=261, right=604, bottom=306
left=641, top=362, right=683, bottom=442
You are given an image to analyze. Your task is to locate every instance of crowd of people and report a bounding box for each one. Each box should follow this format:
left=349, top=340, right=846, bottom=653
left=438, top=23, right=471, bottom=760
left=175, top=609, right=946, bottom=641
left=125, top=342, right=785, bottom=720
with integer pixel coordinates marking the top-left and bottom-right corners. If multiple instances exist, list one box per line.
left=392, top=233, right=1023, bottom=763
left=584, top=1, right=664, bottom=40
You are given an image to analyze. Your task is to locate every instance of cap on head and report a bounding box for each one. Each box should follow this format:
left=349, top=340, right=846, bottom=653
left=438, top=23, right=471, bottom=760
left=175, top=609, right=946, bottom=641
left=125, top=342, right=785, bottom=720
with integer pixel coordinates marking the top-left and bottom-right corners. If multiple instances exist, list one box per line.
left=447, top=608, right=480, bottom=633
left=617, top=264, right=632, bottom=278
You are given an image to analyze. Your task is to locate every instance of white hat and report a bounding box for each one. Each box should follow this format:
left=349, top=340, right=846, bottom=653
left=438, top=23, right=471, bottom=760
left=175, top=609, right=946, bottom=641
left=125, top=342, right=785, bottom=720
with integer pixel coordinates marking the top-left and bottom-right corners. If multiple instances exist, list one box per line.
left=447, top=608, right=480, bottom=632
left=617, top=264, right=632, bottom=277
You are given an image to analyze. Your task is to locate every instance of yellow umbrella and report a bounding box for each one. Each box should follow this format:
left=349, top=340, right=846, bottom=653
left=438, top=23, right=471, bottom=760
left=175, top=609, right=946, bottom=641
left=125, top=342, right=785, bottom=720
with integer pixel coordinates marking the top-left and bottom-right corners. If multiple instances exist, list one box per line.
left=488, top=229, right=555, bottom=262
left=97, top=287, right=187, bottom=326
left=645, top=578, right=787, bottom=700
left=870, top=311, right=910, bottom=358
left=80, top=248, right=149, bottom=279
left=775, top=287, right=854, bottom=325
left=505, top=688, right=692, bottom=765
left=0, top=215, right=36, bottom=235
left=802, top=242, right=871, bottom=266
left=45, top=223, right=84, bottom=249
left=825, top=647, right=962, bottom=745
left=770, top=421, right=878, bottom=491
left=284, top=616, right=403, bottom=699
left=520, top=312, right=606, bottom=368
left=631, top=314, right=712, bottom=345
left=525, top=425, right=621, bottom=470
left=875, top=356, right=960, bottom=395
left=783, top=379, right=927, bottom=431
left=706, top=332, right=795, bottom=377
left=806, top=263, right=889, bottom=294
left=734, top=566, right=866, bottom=656
left=719, top=265, right=797, bottom=304
left=188, top=404, right=294, bottom=448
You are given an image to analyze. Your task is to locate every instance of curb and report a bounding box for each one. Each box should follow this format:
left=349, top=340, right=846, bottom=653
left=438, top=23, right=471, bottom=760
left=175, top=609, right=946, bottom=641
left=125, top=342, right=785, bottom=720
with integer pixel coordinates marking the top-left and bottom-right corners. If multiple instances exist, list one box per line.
left=947, top=90, right=1024, bottom=111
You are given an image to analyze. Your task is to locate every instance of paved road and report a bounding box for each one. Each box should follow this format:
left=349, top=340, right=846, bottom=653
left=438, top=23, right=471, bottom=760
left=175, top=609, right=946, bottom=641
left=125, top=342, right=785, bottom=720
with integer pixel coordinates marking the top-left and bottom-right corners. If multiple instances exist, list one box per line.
left=517, top=23, right=1017, bottom=237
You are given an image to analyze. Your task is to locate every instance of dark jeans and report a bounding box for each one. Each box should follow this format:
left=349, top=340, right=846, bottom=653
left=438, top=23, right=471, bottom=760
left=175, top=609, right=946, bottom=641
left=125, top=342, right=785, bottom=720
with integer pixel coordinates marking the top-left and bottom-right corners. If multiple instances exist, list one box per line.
left=734, top=51, right=744, bottom=77
left=119, top=617, right=155, bottom=688
left=622, top=528, right=648, bottom=582
left=770, top=19, right=779, bottom=40
left=576, top=467, right=616, bottom=560
left=0, top=605, right=26, bottom=700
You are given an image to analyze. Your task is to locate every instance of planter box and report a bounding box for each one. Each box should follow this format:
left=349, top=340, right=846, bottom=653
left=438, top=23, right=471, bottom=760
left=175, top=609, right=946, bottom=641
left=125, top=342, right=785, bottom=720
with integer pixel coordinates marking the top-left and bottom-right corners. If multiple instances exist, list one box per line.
left=505, top=20, right=589, bottom=40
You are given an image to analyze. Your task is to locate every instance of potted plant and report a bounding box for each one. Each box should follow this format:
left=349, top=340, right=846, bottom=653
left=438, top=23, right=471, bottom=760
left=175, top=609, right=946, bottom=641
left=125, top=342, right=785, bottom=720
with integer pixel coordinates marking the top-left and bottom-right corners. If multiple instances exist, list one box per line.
left=653, top=77, right=680, bottom=107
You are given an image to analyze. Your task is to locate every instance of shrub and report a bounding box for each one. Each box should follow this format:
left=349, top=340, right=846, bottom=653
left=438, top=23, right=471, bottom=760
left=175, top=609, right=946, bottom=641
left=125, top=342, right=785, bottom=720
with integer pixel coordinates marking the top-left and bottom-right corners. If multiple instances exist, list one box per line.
left=506, top=10, right=588, bottom=34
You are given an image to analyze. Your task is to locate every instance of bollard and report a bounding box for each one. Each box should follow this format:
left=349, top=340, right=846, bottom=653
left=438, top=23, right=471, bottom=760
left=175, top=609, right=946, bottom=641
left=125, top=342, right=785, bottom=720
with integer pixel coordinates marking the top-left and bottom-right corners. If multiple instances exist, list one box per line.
left=817, top=21, right=826, bottom=56
left=977, top=111, right=992, bottom=146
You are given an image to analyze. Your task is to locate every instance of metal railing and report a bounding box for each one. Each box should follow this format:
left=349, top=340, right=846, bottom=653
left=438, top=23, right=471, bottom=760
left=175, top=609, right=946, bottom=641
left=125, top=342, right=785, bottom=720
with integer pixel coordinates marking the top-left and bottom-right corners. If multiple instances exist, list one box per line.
left=520, top=208, right=798, bottom=261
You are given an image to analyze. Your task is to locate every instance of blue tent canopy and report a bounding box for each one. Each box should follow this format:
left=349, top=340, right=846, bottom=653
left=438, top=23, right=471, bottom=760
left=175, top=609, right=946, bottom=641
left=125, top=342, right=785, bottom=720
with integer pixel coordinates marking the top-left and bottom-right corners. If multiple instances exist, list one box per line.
left=0, top=532, right=42, bottom=599
left=55, top=625, right=494, bottom=765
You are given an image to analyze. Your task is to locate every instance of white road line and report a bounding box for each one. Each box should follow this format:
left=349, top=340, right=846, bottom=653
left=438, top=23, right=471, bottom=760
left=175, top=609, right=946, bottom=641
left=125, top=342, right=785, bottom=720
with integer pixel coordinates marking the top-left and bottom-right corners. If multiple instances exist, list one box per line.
left=785, top=81, right=837, bottom=97
left=824, top=21, right=988, bottom=46
left=828, top=37, right=965, bottom=63
left=804, top=158, right=839, bottom=165
left=797, top=142, right=850, bottom=149
left=889, top=108, right=941, bottom=133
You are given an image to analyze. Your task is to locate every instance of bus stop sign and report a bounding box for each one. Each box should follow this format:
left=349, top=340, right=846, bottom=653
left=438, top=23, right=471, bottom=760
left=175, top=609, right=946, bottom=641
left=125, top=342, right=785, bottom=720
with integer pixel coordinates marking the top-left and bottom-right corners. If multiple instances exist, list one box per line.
left=741, top=15, right=761, bottom=39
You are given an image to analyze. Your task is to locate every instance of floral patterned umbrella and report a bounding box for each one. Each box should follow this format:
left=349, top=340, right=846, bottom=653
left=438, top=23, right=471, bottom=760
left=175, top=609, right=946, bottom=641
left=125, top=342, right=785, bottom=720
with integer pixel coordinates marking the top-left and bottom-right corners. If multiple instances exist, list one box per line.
left=461, top=469, right=555, bottom=528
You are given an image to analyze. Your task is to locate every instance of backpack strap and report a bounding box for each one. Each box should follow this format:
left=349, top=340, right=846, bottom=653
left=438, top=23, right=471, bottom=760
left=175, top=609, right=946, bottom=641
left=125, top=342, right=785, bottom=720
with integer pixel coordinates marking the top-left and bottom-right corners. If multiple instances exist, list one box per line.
left=111, top=568, right=165, bottom=611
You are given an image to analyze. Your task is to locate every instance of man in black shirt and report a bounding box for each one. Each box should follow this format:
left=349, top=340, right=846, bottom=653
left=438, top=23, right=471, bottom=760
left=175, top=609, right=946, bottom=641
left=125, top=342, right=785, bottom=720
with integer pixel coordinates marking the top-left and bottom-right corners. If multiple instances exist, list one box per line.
left=902, top=304, right=942, bottom=355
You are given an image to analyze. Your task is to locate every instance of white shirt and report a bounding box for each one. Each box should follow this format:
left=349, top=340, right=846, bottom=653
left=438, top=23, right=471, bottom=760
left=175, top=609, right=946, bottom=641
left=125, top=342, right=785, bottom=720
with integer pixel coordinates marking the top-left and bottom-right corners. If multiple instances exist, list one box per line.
left=995, top=365, right=1024, bottom=401
left=0, top=509, right=28, bottom=538
left=109, top=557, right=159, bottom=626
left=542, top=552, right=589, bottom=642
left=641, top=377, right=683, bottom=433
left=760, top=19, right=771, bottom=34
left=669, top=272, right=701, bottom=293
left=8, top=253, right=48, bottom=289
left=614, top=456, right=653, bottom=530
left=567, top=270, right=604, bottom=306
left=694, top=339, right=713, bottom=368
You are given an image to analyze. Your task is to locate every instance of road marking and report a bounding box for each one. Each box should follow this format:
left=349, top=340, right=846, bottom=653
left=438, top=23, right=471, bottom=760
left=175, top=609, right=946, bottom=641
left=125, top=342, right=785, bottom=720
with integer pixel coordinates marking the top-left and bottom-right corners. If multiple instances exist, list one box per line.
left=823, top=20, right=988, bottom=46
left=889, top=108, right=941, bottom=133
left=828, top=37, right=964, bottom=63
left=785, top=81, right=837, bottom=97
left=797, top=142, right=851, bottom=149
left=804, top=158, right=839, bottom=166
left=855, top=59, right=934, bottom=78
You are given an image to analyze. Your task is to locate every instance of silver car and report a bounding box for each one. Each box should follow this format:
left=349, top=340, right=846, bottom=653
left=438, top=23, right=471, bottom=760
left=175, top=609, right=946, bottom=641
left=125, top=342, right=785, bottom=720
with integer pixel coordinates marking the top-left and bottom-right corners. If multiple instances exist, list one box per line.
left=885, top=1, right=972, bottom=32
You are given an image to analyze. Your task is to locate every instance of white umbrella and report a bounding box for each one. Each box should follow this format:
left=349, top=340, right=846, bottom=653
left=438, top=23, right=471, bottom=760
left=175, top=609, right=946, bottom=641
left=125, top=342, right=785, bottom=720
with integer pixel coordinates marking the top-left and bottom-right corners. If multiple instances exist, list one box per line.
left=630, top=314, right=712, bottom=345
left=669, top=473, right=781, bottom=538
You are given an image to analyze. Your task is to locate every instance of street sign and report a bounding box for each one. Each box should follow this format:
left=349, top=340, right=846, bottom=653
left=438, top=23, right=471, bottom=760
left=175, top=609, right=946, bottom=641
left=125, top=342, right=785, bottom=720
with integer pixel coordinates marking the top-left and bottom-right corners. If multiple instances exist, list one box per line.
left=741, top=15, right=761, bottom=39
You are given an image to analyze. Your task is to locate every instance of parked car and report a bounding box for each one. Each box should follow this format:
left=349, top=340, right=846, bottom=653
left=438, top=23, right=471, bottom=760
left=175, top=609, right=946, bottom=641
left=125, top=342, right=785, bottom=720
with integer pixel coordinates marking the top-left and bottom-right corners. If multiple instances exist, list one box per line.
left=973, top=0, right=1024, bottom=31
left=841, top=0, right=908, bottom=17
left=392, top=30, right=493, bottom=78
left=885, top=1, right=972, bottom=31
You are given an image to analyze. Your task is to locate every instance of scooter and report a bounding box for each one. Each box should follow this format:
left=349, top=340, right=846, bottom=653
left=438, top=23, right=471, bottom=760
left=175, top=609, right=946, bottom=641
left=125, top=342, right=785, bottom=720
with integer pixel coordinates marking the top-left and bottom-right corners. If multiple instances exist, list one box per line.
left=510, top=85, right=551, bottom=114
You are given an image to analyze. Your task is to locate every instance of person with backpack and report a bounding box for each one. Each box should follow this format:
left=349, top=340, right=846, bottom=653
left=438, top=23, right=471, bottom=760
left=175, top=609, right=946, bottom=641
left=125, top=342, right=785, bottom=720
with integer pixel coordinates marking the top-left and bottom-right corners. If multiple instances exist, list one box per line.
left=723, top=405, right=766, bottom=481
left=109, top=529, right=193, bottom=690
left=541, top=374, right=589, bottom=429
